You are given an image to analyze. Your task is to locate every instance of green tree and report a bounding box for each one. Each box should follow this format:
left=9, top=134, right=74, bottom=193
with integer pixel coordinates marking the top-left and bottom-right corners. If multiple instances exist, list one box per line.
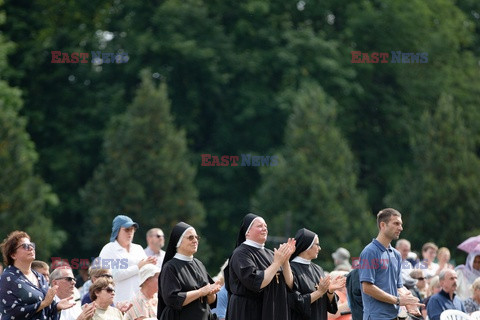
left=253, top=82, right=374, bottom=265
left=385, top=94, right=480, bottom=260
left=0, top=0, right=65, bottom=258
left=338, top=0, right=480, bottom=211
left=1, top=0, right=126, bottom=259
left=81, top=71, right=206, bottom=256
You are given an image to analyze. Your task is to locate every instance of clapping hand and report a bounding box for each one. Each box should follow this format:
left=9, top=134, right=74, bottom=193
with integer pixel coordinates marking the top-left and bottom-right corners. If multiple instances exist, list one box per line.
left=138, top=256, right=157, bottom=269
left=273, top=238, right=296, bottom=265
left=78, top=302, right=96, bottom=320
left=199, top=282, right=221, bottom=297
left=315, top=277, right=330, bottom=295
left=56, top=295, right=75, bottom=311
left=329, top=275, right=346, bottom=292
left=206, top=281, right=222, bottom=298
left=116, top=301, right=133, bottom=313
left=44, top=285, right=58, bottom=306
left=284, top=238, right=296, bottom=261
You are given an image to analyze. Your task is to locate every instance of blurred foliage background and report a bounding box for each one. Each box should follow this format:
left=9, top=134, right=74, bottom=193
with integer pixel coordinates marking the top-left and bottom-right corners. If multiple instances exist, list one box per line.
left=1, top=0, right=480, bottom=273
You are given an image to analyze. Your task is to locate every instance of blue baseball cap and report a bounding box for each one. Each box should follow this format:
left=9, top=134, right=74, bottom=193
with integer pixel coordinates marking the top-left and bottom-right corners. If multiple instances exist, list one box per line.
left=110, top=215, right=139, bottom=242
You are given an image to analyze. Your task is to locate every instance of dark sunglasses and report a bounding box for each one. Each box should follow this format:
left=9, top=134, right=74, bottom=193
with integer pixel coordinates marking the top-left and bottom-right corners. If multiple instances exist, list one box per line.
left=186, top=235, right=200, bottom=241
left=416, top=277, right=425, bottom=281
left=57, top=276, right=76, bottom=283
left=16, top=242, right=36, bottom=251
left=98, top=274, right=113, bottom=279
left=102, top=287, right=115, bottom=293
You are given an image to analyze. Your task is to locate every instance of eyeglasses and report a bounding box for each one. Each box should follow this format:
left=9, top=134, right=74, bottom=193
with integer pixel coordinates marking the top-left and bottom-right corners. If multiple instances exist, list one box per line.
left=57, top=276, right=76, bottom=283
left=98, top=274, right=113, bottom=279
left=102, top=287, right=115, bottom=293
left=155, top=235, right=164, bottom=238
left=16, top=242, right=36, bottom=251
left=186, top=235, right=200, bottom=241
left=416, top=277, right=425, bottom=281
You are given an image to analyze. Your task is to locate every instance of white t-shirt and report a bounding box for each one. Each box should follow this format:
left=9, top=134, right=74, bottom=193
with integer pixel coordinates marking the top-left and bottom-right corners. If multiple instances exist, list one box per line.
left=98, top=240, right=147, bottom=303
left=55, top=296, right=82, bottom=320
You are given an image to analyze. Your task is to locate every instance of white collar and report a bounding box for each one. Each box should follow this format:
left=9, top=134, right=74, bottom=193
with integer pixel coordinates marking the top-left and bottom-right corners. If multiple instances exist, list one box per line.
left=174, top=253, right=193, bottom=261
left=243, top=239, right=265, bottom=249
left=292, top=256, right=311, bottom=264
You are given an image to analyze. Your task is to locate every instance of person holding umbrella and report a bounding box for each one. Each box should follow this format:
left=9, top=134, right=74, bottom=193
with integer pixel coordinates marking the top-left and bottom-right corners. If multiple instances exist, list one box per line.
left=455, top=250, right=480, bottom=300
left=456, top=236, right=480, bottom=300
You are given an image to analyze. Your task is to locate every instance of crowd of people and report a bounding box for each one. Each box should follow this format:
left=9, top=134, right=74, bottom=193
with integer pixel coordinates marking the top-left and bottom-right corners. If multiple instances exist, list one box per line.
left=0, top=209, right=479, bottom=320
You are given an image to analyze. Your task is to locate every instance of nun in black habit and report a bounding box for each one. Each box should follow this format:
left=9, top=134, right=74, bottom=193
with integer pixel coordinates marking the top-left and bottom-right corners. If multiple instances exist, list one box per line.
left=157, top=222, right=221, bottom=320
left=288, top=228, right=345, bottom=320
left=224, top=213, right=296, bottom=320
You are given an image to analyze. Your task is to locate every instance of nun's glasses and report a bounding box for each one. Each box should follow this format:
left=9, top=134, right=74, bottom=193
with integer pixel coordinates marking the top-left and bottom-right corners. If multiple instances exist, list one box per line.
left=186, top=235, right=200, bottom=241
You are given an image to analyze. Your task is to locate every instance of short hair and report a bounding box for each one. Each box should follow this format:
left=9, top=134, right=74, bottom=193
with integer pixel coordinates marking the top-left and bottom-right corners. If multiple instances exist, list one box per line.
left=439, top=269, right=456, bottom=281
left=146, top=228, right=163, bottom=237
left=437, top=247, right=450, bottom=257
left=89, top=277, right=114, bottom=301
left=88, top=267, right=110, bottom=278
left=0, top=231, right=30, bottom=266
left=396, top=239, right=411, bottom=249
left=50, top=267, right=73, bottom=285
left=409, top=269, right=424, bottom=279
left=422, top=242, right=438, bottom=252
left=471, top=277, right=480, bottom=293
left=329, top=270, right=348, bottom=279
left=32, top=260, right=49, bottom=271
left=376, top=208, right=402, bottom=229
left=428, top=276, right=440, bottom=295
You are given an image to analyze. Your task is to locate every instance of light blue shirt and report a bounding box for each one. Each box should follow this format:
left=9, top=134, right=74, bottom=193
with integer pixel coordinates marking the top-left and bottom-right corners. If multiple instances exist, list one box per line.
left=211, top=285, right=228, bottom=319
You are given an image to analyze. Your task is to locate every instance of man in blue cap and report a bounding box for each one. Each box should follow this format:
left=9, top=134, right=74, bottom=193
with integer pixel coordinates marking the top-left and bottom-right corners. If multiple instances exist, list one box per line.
left=98, top=215, right=157, bottom=303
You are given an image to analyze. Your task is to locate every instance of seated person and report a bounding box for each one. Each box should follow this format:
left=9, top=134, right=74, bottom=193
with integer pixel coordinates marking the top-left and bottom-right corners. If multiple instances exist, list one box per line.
left=89, top=278, right=123, bottom=320
left=464, top=277, right=480, bottom=314
left=124, top=264, right=160, bottom=320
left=426, top=270, right=465, bottom=320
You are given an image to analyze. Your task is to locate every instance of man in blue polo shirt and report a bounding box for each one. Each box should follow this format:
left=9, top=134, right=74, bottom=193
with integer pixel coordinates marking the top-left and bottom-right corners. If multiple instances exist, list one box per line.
left=426, top=269, right=465, bottom=320
left=359, top=208, right=423, bottom=320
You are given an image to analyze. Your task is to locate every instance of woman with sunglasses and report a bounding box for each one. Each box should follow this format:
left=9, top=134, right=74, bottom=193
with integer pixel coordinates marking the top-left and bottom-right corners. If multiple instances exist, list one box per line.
left=89, top=277, right=123, bottom=320
left=81, top=268, right=113, bottom=305
left=0, top=230, right=75, bottom=320
left=157, top=222, right=221, bottom=320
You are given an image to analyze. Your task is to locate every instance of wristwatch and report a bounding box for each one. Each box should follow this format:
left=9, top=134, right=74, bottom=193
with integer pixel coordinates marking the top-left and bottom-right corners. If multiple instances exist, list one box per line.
left=395, top=296, right=400, bottom=305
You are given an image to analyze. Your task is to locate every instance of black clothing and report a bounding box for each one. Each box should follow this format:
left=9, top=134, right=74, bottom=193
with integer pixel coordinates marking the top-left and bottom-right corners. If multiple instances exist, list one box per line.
left=289, top=262, right=338, bottom=320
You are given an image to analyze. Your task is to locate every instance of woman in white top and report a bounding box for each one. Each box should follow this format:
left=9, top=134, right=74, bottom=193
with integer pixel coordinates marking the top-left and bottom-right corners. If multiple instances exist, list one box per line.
left=416, top=242, right=439, bottom=278
left=98, top=215, right=157, bottom=303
